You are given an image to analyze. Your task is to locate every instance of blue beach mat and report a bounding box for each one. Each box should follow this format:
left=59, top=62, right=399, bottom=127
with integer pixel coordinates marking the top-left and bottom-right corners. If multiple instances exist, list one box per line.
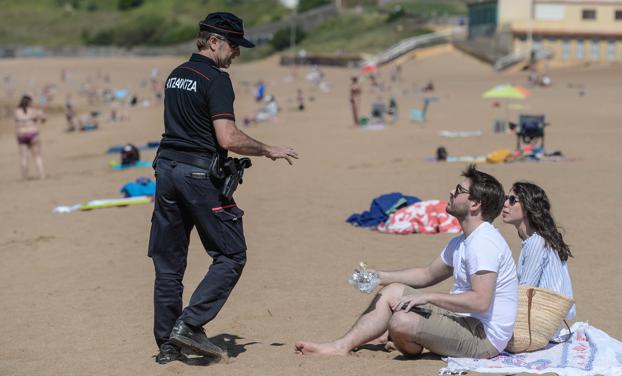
left=111, top=160, right=152, bottom=171
left=106, top=142, right=159, bottom=154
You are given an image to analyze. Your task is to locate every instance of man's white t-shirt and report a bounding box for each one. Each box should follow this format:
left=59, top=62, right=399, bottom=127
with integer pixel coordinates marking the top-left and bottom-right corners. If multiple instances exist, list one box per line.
left=440, top=221, right=518, bottom=352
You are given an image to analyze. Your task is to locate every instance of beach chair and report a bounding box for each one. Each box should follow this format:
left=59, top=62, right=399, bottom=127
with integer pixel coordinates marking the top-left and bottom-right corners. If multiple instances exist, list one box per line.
left=516, top=114, right=548, bottom=150
left=410, top=97, right=437, bottom=123
left=369, top=101, right=387, bottom=125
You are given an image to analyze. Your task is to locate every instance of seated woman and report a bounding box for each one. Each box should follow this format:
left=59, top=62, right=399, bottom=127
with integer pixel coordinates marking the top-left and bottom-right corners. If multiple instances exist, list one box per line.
left=502, top=181, right=575, bottom=340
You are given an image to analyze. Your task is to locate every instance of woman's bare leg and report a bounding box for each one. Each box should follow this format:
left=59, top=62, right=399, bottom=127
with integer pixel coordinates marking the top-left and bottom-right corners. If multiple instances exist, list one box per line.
left=31, top=138, right=45, bottom=179
left=18, top=144, right=29, bottom=180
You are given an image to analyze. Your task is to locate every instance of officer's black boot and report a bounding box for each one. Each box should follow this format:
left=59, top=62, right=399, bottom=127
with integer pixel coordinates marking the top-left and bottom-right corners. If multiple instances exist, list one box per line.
left=169, top=320, right=225, bottom=361
left=155, top=342, right=187, bottom=364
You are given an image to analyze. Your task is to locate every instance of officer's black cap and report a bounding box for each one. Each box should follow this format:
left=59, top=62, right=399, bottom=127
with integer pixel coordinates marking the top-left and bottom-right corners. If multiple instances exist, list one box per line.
left=199, top=12, right=255, bottom=48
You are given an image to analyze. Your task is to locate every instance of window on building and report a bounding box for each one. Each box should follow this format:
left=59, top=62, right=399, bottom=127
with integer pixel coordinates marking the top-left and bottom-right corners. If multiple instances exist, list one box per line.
left=546, top=36, right=557, bottom=49
left=562, top=38, right=570, bottom=60
left=582, top=9, right=596, bottom=20
left=591, top=39, right=600, bottom=61
left=535, top=4, right=565, bottom=20
left=607, top=40, right=616, bottom=61
left=534, top=36, right=542, bottom=51
left=615, top=10, right=622, bottom=20
left=577, top=39, right=585, bottom=59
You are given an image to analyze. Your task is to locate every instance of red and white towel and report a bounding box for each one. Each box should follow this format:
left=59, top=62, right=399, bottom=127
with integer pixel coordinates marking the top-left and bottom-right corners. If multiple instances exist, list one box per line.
left=377, top=200, right=461, bottom=235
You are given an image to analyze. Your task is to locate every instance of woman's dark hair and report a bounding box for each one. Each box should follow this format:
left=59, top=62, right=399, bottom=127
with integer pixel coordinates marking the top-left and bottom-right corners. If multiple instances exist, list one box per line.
left=18, top=95, right=32, bottom=113
left=512, top=181, right=573, bottom=261
left=461, top=164, right=505, bottom=222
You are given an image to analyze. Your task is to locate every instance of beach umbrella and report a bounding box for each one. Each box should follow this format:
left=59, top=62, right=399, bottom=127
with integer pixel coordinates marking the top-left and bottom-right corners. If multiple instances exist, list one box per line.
left=482, top=84, right=531, bottom=126
left=482, top=84, right=530, bottom=99
left=361, top=63, right=378, bottom=74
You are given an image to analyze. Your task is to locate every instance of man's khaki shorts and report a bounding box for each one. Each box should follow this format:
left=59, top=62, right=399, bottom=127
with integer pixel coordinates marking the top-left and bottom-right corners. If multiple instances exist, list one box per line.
left=401, top=286, right=499, bottom=359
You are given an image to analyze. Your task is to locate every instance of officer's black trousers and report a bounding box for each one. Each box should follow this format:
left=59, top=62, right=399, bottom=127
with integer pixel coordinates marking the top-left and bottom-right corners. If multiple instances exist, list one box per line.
left=148, top=158, right=247, bottom=347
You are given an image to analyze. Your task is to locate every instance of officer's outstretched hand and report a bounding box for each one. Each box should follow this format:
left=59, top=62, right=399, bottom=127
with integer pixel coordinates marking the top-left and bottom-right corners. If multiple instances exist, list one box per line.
left=265, top=145, right=299, bottom=165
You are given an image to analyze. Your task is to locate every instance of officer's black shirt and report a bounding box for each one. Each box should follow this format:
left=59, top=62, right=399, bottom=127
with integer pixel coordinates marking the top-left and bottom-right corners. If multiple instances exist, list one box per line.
left=160, top=53, right=235, bottom=157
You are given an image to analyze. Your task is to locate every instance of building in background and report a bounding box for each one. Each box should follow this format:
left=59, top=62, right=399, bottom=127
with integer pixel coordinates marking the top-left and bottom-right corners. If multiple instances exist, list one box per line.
left=466, top=0, right=622, bottom=65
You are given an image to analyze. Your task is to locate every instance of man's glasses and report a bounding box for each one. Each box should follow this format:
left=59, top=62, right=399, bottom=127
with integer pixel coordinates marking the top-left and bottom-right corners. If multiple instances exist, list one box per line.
left=505, top=195, right=520, bottom=206
left=452, top=184, right=469, bottom=198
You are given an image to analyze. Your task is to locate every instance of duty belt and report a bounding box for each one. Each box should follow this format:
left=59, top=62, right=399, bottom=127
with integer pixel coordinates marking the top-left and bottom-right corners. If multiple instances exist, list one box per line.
left=157, top=148, right=216, bottom=170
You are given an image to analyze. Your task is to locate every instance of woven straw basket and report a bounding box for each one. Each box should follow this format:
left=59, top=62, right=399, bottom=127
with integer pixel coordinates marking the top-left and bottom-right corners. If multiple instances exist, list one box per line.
left=506, top=285, right=574, bottom=353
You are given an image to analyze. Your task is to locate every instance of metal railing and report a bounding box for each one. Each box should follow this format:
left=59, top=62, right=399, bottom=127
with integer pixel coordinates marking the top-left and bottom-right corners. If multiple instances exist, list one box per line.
left=360, top=27, right=465, bottom=67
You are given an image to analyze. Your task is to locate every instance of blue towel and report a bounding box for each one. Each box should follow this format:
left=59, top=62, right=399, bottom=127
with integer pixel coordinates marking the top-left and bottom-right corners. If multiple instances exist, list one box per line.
left=120, top=177, right=156, bottom=197
left=346, top=192, right=421, bottom=228
left=112, top=160, right=152, bottom=170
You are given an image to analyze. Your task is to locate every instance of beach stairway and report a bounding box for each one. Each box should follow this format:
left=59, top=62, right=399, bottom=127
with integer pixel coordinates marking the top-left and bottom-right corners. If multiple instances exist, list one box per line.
left=494, top=46, right=555, bottom=71
left=359, top=28, right=462, bottom=69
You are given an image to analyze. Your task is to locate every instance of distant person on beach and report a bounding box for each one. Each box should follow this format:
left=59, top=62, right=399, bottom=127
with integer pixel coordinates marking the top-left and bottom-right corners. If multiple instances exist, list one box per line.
left=350, top=76, right=362, bottom=126
left=77, top=111, right=99, bottom=131
left=255, top=95, right=279, bottom=123
left=64, top=94, right=77, bottom=132
left=390, top=64, right=402, bottom=83
left=150, top=67, right=159, bottom=91
left=255, top=80, right=266, bottom=102
left=422, top=80, right=435, bottom=92
left=502, top=181, right=575, bottom=340
left=14, top=95, right=46, bottom=180
left=297, top=88, right=305, bottom=111
left=370, top=97, right=387, bottom=124
left=296, top=165, right=517, bottom=359
left=148, top=12, right=298, bottom=365
left=387, top=96, right=398, bottom=124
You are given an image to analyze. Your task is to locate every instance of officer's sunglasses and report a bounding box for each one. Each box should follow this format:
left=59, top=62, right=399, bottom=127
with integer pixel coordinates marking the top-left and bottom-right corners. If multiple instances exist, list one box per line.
left=214, top=35, right=238, bottom=49
left=505, top=195, right=520, bottom=206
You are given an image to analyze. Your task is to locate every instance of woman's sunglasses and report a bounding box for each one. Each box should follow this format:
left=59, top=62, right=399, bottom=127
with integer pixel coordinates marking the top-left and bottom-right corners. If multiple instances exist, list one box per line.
left=505, top=195, right=520, bottom=206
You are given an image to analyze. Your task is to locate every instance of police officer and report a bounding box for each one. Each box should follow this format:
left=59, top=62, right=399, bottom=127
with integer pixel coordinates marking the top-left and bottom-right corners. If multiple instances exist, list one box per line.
left=148, top=12, right=298, bottom=364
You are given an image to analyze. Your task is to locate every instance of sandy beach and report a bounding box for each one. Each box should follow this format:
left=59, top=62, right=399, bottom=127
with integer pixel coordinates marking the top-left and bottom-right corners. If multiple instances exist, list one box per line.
left=1, top=48, right=621, bottom=376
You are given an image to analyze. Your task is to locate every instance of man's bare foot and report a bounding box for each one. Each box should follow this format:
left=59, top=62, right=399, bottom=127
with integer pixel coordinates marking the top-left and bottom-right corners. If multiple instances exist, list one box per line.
left=366, top=331, right=389, bottom=346
left=384, top=341, right=397, bottom=352
left=294, top=341, right=349, bottom=356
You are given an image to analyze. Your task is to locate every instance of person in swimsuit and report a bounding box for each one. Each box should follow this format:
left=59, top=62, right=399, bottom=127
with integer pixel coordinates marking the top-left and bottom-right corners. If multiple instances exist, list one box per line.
left=15, top=95, right=46, bottom=180
left=65, top=94, right=77, bottom=132
left=350, top=76, right=362, bottom=126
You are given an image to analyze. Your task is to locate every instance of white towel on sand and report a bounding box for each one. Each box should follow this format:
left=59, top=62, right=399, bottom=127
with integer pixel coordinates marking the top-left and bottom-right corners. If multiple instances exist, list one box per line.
left=440, top=322, right=622, bottom=376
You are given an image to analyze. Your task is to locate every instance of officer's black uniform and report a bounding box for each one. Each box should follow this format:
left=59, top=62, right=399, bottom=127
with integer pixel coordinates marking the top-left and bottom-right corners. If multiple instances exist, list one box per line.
left=148, top=53, right=247, bottom=348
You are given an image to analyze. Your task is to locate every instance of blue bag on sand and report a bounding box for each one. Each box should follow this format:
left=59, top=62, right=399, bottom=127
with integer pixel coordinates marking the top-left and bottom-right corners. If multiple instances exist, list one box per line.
left=120, top=177, right=156, bottom=197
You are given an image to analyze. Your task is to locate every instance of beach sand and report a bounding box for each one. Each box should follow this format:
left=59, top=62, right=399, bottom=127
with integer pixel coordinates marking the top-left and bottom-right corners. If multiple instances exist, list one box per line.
left=1, top=48, right=621, bottom=376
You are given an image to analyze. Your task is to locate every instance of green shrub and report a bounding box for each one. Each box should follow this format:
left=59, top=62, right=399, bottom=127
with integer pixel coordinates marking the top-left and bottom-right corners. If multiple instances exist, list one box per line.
left=159, top=23, right=197, bottom=45
left=86, top=2, right=98, bottom=11
left=117, top=0, right=143, bottom=11
left=84, top=14, right=197, bottom=46
left=83, top=28, right=115, bottom=45
left=298, top=0, right=330, bottom=13
left=386, top=6, right=405, bottom=23
left=115, top=13, right=165, bottom=46
left=270, top=25, right=306, bottom=51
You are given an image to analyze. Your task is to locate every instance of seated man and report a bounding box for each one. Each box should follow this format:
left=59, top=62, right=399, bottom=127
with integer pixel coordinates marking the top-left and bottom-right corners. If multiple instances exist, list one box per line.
left=370, top=98, right=387, bottom=124
left=296, top=164, right=518, bottom=359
